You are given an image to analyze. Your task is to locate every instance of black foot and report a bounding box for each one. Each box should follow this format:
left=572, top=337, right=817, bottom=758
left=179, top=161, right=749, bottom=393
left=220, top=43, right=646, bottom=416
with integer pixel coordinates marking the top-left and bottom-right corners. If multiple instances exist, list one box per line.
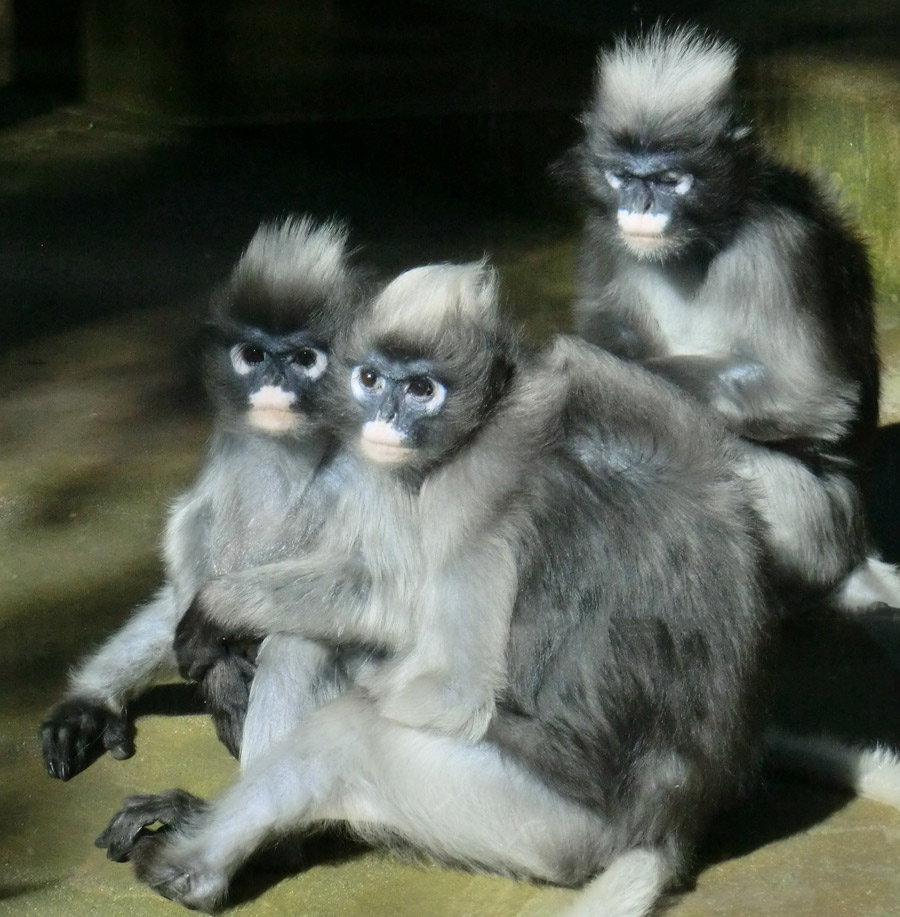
left=96, top=789, right=207, bottom=862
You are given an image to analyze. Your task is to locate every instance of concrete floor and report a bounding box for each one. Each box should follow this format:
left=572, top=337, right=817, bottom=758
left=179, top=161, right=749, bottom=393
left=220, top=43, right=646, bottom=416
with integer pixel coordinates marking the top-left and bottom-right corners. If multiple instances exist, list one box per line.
left=3, top=66, right=900, bottom=917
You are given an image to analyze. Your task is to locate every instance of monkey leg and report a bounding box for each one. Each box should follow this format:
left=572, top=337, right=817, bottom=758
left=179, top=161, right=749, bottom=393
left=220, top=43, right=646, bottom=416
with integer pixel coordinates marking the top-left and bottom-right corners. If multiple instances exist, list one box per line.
left=737, top=445, right=869, bottom=603
left=115, top=693, right=674, bottom=912
left=239, top=634, right=347, bottom=767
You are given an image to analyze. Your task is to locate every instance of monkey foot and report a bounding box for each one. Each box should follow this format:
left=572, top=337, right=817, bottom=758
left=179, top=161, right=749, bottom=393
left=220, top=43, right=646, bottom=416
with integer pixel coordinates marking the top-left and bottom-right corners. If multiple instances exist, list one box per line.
left=130, top=833, right=230, bottom=912
left=96, top=789, right=207, bottom=862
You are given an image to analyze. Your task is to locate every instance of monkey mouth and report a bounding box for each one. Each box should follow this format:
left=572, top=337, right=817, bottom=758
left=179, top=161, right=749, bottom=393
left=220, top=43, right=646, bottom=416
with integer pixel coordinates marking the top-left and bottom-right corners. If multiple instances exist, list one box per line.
left=621, top=231, right=668, bottom=251
left=360, top=421, right=411, bottom=464
left=359, top=440, right=413, bottom=464
left=246, top=385, right=301, bottom=433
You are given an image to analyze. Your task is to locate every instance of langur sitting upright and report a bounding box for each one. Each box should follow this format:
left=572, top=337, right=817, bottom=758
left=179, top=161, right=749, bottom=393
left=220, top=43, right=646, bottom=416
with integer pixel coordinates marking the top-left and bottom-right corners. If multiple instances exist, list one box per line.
left=561, top=24, right=899, bottom=611
left=97, top=261, right=777, bottom=917
left=41, top=216, right=364, bottom=779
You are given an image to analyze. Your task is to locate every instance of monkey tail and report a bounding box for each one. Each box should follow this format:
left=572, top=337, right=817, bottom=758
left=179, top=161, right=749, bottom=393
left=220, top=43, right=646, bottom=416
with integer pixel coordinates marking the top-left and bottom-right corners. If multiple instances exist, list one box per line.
left=765, top=726, right=900, bottom=811
left=557, top=847, right=674, bottom=917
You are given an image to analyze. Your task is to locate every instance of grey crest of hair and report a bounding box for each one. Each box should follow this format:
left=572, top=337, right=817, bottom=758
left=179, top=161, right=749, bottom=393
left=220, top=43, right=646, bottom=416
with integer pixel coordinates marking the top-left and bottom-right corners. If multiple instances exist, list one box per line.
left=562, top=23, right=900, bottom=611
left=97, top=259, right=779, bottom=917
left=40, top=215, right=363, bottom=780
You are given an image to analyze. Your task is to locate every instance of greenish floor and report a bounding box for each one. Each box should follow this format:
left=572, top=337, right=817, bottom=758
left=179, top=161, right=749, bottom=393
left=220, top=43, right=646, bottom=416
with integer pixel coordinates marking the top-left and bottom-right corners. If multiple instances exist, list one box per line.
left=4, top=47, right=900, bottom=915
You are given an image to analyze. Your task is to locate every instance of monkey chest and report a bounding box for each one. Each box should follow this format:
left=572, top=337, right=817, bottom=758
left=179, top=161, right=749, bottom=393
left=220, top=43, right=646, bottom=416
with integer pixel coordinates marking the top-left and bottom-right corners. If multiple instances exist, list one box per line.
left=629, top=273, right=731, bottom=356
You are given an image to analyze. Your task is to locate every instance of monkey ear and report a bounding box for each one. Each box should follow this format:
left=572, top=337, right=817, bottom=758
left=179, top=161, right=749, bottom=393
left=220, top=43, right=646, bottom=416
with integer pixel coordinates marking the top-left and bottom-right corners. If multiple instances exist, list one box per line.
left=548, top=145, right=593, bottom=201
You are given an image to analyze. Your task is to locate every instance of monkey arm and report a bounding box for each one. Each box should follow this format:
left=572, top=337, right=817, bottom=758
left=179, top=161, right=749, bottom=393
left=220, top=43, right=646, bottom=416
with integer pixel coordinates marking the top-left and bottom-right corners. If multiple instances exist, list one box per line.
left=174, top=556, right=384, bottom=681
left=41, top=486, right=214, bottom=780
left=41, top=587, right=183, bottom=780
left=643, top=353, right=858, bottom=444
left=367, top=537, right=519, bottom=742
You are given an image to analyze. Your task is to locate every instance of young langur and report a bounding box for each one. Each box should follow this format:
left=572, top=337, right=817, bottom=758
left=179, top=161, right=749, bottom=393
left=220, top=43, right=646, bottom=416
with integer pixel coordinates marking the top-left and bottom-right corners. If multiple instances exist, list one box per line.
left=40, top=216, right=363, bottom=779
left=96, top=261, right=777, bottom=917
left=562, top=25, right=900, bottom=611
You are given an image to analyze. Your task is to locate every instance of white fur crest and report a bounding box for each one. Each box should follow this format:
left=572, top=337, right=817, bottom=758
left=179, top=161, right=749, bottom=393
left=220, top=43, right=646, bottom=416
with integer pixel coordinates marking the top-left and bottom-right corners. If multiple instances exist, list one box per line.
left=596, top=25, right=736, bottom=132
left=369, top=260, right=499, bottom=337
left=237, top=215, right=352, bottom=296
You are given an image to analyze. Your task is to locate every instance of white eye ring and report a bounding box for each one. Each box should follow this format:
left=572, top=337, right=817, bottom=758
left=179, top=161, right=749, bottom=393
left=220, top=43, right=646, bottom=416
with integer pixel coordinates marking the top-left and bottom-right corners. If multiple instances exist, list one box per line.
left=230, top=344, right=263, bottom=376
left=351, top=365, right=385, bottom=401
left=295, top=348, right=328, bottom=382
left=406, top=378, right=446, bottom=415
left=604, top=170, right=623, bottom=190
left=675, top=175, right=694, bottom=196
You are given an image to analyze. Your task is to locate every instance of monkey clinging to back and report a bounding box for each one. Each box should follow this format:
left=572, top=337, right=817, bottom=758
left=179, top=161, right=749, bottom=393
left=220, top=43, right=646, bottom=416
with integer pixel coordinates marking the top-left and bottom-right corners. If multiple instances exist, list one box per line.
left=562, top=24, right=900, bottom=612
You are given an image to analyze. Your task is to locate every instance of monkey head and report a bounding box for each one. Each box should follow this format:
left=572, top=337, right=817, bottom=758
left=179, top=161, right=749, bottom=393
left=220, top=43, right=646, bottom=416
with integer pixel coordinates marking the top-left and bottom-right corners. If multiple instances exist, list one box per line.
left=572, top=25, right=758, bottom=261
left=203, top=216, right=363, bottom=435
left=332, top=261, right=518, bottom=474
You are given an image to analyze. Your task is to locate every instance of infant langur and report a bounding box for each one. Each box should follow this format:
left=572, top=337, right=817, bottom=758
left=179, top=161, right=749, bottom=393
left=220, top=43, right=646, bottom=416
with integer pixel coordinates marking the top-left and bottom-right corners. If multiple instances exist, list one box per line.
left=563, top=25, right=899, bottom=610
left=98, top=261, right=775, bottom=917
left=41, top=216, right=362, bottom=779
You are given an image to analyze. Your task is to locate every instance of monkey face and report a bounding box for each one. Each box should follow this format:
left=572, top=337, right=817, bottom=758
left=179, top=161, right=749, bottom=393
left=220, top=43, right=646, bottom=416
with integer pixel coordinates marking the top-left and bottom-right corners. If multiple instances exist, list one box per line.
left=347, top=353, right=448, bottom=466
left=205, top=327, right=333, bottom=435
left=594, top=148, right=701, bottom=260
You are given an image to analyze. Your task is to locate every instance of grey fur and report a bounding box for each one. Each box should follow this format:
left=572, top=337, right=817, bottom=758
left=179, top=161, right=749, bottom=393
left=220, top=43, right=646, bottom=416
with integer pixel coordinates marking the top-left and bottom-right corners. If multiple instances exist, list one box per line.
left=111, top=261, right=775, bottom=916
left=565, top=25, right=898, bottom=609
left=41, top=215, right=362, bottom=779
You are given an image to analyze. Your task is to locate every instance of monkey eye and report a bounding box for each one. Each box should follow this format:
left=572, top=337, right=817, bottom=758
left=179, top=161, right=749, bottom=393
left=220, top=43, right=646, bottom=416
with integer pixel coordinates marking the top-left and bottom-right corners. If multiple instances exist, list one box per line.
left=406, top=376, right=446, bottom=413
left=290, top=346, right=328, bottom=381
left=604, top=170, right=624, bottom=190
left=351, top=365, right=385, bottom=400
left=406, top=377, right=434, bottom=399
left=230, top=344, right=267, bottom=375
left=293, top=348, right=318, bottom=368
left=658, top=172, right=695, bottom=195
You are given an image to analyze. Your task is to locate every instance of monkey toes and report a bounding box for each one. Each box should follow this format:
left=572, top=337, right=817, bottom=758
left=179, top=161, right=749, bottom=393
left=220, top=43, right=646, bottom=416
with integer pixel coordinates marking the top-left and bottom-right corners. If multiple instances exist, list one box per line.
left=96, top=789, right=207, bottom=862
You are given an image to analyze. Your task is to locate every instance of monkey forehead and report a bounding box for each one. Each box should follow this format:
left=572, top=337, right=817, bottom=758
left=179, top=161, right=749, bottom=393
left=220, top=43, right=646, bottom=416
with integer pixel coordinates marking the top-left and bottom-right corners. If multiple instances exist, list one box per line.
left=354, top=346, right=445, bottom=379
left=611, top=148, right=688, bottom=173
left=208, top=319, right=328, bottom=356
left=210, top=282, right=349, bottom=341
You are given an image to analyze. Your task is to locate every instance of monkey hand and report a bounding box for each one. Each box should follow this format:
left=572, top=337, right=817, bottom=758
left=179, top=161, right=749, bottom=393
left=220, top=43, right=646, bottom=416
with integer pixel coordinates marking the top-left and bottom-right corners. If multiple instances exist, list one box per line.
left=174, top=597, right=236, bottom=683
left=197, top=650, right=258, bottom=759
left=375, top=673, right=495, bottom=743
left=40, top=697, right=134, bottom=781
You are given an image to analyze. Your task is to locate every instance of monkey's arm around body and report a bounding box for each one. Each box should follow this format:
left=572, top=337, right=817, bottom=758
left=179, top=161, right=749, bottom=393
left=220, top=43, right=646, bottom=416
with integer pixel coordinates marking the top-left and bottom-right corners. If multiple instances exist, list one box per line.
left=580, top=202, right=865, bottom=447
left=178, top=263, right=534, bottom=743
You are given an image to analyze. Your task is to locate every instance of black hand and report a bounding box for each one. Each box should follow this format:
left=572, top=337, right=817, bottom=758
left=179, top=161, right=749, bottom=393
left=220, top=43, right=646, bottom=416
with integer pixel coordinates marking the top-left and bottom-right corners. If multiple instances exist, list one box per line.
left=40, top=698, right=133, bottom=781
left=173, top=596, right=233, bottom=682
left=198, top=648, right=258, bottom=759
